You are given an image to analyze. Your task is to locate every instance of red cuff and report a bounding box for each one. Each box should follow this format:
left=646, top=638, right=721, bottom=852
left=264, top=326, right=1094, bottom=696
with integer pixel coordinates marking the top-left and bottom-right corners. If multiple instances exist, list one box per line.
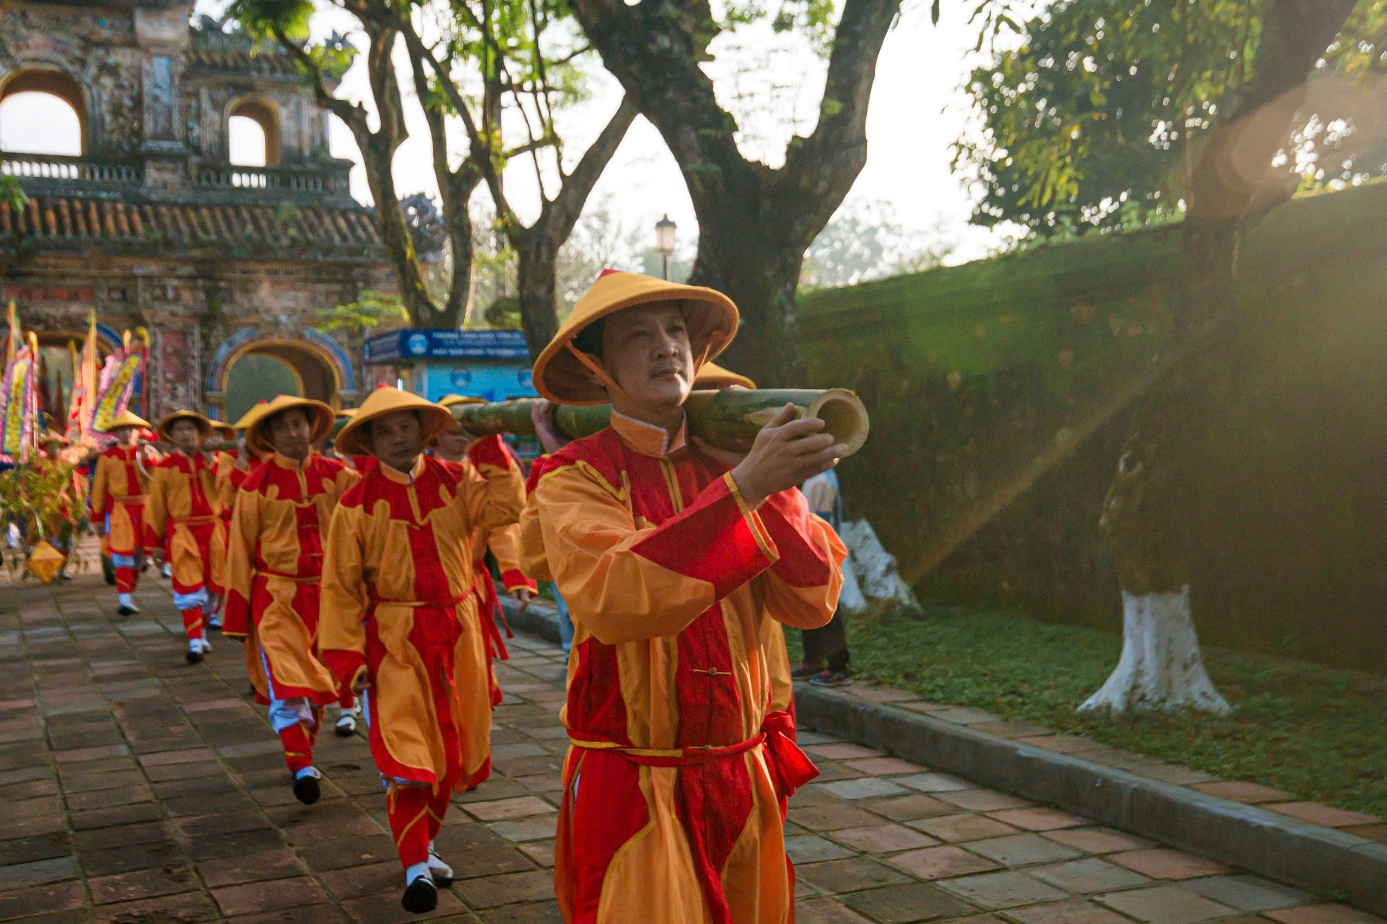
left=631, top=472, right=777, bottom=599
left=758, top=489, right=834, bottom=588
left=501, top=569, right=537, bottom=594
left=467, top=435, right=513, bottom=470
left=321, top=649, right=367, bottom=690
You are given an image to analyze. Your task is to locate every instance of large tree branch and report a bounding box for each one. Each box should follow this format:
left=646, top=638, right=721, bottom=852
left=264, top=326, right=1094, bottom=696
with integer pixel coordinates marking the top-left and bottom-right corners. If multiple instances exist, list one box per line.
left=531, top=96, right=638, bottom=247
left=407, top=37, right=482, bottom=326
left=781, top=0, right=901, bottom=211
left=1187, top=0, right=1359, bottom=226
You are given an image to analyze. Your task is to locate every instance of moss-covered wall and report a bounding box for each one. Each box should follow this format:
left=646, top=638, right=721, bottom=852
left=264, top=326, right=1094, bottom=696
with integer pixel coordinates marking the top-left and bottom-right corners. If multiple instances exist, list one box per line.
left=799, top=181, right=1387, bottom=671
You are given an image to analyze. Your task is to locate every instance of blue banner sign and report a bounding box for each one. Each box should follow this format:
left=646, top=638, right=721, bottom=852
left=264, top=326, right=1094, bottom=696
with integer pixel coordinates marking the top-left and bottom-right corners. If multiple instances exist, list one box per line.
left=364, top=329, right=530, bottom=364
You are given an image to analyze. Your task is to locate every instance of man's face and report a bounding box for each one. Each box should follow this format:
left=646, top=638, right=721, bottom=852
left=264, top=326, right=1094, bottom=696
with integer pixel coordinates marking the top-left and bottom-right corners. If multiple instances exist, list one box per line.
left=597, top=303, right=694, bottom=413
left=114, top=426, right=139, bottom=448
left=369, top=410, right=424, bottom=472
left=433, top=423, right=473, bottom=462
left=268, top=408, right=312, bottom=461
left=169, top=419, right=202, bottom=453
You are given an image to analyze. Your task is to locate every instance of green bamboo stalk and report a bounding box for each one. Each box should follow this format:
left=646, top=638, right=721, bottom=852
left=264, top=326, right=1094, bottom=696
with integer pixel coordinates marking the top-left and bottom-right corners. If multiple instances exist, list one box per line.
left=452, top=388, right=869, bottom=456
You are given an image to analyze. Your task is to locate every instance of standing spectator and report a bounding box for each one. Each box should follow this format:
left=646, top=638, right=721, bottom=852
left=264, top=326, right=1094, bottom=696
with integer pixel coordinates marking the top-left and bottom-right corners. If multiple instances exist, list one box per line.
left=795, top=467, right=852, bottom=686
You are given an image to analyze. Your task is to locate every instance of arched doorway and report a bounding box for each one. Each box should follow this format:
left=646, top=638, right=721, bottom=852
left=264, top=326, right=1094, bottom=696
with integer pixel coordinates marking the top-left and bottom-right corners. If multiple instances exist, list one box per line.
left=212, top=332, right=353, bottom=425
left=0, top=70, right=86, bottom=156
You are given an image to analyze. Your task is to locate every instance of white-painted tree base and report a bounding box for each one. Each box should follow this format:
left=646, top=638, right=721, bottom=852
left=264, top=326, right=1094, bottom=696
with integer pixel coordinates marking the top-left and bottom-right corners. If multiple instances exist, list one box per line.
left=840, top=519, right=918, bottom=613
left=1079, top=585, right=1231, bottom=714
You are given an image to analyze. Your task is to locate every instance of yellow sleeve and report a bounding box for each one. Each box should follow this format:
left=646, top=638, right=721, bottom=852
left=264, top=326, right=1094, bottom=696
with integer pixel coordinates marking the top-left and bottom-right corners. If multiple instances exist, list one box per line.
left=757, top=496, right=845, bottom=631
left=90, top=455, right=110, bottom=519
left=463, top=455, right=525, bottom=536
left=143, top=469, right=167, bottom=552
left=221, top=487, right=261, bottom=638
left=318, top=502, right=369, bottom=686
left=531, top=466, right=777, bottom=645
left=519, top=489, right=553, bottom=583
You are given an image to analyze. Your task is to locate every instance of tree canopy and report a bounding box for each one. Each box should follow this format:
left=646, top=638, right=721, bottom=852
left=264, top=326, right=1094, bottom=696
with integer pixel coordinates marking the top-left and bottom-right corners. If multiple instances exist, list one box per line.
left=956, top=0, right=1387, bottom=239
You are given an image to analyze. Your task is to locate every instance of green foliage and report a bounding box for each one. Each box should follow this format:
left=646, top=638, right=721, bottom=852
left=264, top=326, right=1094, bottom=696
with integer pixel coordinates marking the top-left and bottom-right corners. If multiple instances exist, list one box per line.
left=0, top=461, right=86, bottom=577
left=0, top=176, right=26, bottom=213
left=956, top=0, right=1387, bottom=238
left=715, top=0, right=841, bottom=56
left=316, top=291, right=408, bottom=339
left=823, top=602, right=1387, bottom=818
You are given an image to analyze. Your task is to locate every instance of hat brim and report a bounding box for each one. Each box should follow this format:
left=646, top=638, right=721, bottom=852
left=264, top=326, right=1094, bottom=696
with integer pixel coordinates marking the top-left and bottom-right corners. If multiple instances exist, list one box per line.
left=102, top=411, right=150, bottom=432
left=246, top=399, right=334, bottom=456
left=156, top=411, right=213, bottom=441
left=336, top=396, right=452, bottom=457
left=534, top=278, right=739, bottom=406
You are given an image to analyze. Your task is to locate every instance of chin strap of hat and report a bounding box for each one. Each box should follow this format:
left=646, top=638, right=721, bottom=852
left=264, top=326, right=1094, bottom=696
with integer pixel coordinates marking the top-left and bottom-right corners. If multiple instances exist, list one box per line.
left=566, top=342, right=630, bottom=401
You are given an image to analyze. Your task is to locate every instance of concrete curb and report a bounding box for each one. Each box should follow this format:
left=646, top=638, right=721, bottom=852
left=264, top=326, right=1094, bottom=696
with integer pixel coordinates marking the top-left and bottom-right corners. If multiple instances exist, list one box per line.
left=497, top=596, right=1387, bottom=915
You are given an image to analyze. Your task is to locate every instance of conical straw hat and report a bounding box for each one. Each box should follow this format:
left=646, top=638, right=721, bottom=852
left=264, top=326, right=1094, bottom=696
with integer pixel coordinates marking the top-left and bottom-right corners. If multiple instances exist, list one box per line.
left=693, top=361, right=756, bottom=390
left=156, top=410, right=213, bottom=441
left=335, top=386, right=451, bottom=457
left=531, top=270, right=738, bottom=405
left=243, top=394, right=334, bottom=456
left=104, top=410, right=150, bottom=431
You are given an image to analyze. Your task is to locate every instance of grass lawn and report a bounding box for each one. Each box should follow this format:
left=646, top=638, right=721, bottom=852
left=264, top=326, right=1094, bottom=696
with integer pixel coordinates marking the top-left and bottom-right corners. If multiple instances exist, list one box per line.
left=788, top=602, right=1387, bottom=819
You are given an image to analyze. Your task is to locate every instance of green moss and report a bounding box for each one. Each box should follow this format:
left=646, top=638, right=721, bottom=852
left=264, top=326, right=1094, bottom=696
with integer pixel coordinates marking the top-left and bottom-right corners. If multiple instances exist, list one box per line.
left=796, top=604, right=1387, bottom=818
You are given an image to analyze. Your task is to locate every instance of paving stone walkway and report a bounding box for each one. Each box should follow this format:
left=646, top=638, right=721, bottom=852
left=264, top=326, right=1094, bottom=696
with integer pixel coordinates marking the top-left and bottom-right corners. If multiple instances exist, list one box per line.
left=1, top=554, right=1382, bottom=924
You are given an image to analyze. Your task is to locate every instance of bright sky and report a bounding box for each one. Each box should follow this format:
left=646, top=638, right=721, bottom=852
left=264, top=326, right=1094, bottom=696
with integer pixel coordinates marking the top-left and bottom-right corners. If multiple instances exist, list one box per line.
left=0, top=1, right=1007, bottom=263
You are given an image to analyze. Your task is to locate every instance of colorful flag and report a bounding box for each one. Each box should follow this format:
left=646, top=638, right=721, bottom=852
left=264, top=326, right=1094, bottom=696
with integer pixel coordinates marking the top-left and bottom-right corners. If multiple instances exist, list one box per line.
left=0, top=325, right=37, bottom=464
left=66, top=311, right=99, bottom=444
left=92, top=329, right=145, bottom=434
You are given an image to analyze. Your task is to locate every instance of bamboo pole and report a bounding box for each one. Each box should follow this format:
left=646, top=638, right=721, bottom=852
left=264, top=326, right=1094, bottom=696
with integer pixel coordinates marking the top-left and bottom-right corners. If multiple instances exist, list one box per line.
left=451, top=388, right=870, bottom=457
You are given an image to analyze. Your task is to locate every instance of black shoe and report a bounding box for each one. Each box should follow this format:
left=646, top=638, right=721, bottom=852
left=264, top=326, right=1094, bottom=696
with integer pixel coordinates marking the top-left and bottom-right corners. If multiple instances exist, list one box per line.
left=117, top=605, right=136, bottom=617
left=292, top=775, right=321, bottom=805
left=809, top=670, right=852, bottom=688
left=791, top=663, right=823, bottom=681
left=185, top=648, right=204, bottom=665
left=401, top=875, right=438, bottom=914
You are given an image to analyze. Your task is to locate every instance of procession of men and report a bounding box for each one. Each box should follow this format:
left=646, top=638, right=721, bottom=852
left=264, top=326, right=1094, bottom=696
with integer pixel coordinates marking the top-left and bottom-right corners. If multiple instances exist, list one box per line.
left=2, top=271, right=849, bottom=921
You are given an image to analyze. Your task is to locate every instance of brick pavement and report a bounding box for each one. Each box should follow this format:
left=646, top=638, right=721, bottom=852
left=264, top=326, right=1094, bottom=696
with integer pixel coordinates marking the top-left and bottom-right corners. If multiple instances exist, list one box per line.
left=1, top=559, right=1382, bottom=924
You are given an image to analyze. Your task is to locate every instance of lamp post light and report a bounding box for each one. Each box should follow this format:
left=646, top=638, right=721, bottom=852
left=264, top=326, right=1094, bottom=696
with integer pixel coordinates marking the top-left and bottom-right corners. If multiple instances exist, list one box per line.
left=655, top=214, right=677, bottom=280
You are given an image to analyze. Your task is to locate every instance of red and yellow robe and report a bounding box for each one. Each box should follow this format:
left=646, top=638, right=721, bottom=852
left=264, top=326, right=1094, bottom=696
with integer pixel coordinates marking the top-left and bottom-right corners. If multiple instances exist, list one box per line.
left=210, top=451, right=253, bottom=596
left=460, top=436, right=539, bottom=699
left=318, top=454, right=525, bottom=791
left=521, top=413, right=845, bottom=924
left=142, top=451, right=217, bottom=597
left=92, top=448, right=147, bottom=554
left=223, top=451, right=357, bottom=704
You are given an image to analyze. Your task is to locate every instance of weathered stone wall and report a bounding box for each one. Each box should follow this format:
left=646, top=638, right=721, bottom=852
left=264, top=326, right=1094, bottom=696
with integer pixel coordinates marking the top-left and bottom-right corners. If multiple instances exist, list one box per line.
left=0, top=254, right=395, bottom=418
left=798, top=181, right=1387, bottom=671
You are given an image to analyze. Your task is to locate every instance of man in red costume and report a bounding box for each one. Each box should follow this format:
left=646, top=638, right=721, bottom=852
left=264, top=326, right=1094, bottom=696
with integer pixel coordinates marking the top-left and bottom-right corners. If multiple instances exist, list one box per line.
left=521, top=270, right=846, bottom=924
left=318, top=387, right=525, bottom=914
left=144, top=410, right=218, bottom=664
left=223, top=395, right=356, bottom=805
left=90, top=410, right=153, bottom=615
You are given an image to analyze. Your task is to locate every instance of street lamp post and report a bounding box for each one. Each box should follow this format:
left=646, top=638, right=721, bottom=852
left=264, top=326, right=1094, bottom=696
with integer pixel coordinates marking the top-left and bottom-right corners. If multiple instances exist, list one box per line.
left=655, top=214, right=677, bottom=280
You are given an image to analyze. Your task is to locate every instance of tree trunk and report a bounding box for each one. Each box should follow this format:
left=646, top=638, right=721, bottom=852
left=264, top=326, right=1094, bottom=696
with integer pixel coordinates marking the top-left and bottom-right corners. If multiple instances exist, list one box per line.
left=516, top=242, right=560, bottom=360
left=361, top=142, right=435, bottom=326
left=689, top=219, right=810, bottom=387
left=1084, top=0, right=1360, bottom=713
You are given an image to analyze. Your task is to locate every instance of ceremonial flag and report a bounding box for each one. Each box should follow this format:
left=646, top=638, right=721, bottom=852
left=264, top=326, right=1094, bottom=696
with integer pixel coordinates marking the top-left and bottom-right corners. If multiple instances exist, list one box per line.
left=0, top=325, right=38, bottom=464
left=66, top=311, right=98, bottom=444
left=92, top=329, right=145, bottom=434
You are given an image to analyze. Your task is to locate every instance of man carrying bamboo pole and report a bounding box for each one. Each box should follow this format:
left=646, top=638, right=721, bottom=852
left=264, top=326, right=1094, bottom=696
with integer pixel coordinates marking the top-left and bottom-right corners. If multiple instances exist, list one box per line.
left=317, top=386, right=525, bottom=914
left=223, top=396, right=357, bottom=804
left=520, top=270, right=847, bottom=924
left=90, top=410, right=153, bottom=615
